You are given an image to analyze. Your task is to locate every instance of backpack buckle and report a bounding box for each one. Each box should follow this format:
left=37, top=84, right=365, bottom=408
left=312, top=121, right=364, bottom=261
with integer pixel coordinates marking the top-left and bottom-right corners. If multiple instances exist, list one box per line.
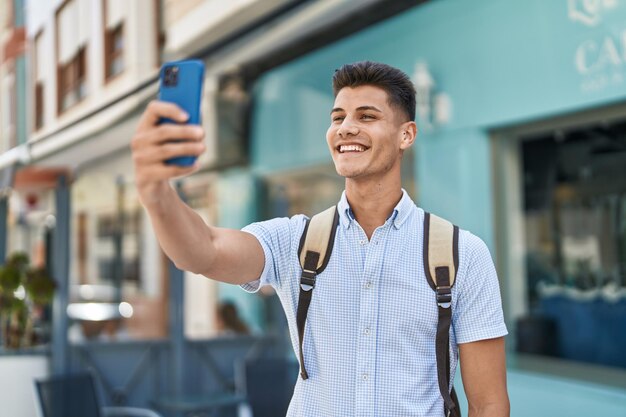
left=436, top=285, right=452, bottom=308
left=300, top=269, right=317, bottom=291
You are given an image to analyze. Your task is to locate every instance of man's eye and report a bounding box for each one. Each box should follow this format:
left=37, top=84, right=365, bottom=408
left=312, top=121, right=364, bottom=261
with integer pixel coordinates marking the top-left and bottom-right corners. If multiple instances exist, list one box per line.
left=361, top=114, right=375, bottom=120
left=332, top=116, right=345, bottom=122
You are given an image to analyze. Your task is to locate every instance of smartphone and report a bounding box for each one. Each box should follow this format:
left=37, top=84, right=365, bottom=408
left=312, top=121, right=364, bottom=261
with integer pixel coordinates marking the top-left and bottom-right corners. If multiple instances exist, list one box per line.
left=157, top=59, right=205, bottom=166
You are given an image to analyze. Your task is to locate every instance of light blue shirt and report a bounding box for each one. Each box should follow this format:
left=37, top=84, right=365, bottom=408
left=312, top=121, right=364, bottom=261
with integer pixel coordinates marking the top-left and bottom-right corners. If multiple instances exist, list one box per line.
left=241, top=190, right=507, bottom=417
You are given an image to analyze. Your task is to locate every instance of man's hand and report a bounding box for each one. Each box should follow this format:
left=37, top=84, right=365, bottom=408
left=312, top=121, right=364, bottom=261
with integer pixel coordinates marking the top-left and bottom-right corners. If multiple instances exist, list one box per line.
left=459, top=336, right=510, bottom=417
left=131, top=100, right=206, bottom=206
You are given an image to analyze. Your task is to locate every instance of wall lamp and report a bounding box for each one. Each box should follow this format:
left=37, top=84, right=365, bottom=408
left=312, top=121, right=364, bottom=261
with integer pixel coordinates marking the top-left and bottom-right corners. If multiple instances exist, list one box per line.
left=412, top=61, right=452, bottom=130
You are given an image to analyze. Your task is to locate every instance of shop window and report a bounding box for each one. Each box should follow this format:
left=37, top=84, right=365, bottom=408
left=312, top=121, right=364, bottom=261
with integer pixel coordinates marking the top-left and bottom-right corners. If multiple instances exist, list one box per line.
left=519, top=120, right=626, bottom=369
left=215, top=73, right=250, bottom=165
left=263, top=167, right=345, bottom=218
left=55, top=0, right=90, bottom=113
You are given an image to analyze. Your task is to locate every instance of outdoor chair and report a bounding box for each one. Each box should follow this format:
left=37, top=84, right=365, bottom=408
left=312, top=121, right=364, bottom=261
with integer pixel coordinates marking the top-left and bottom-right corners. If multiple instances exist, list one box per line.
left=35, top=372, right=162, bottom=417
left=235, top=357, right=299, bottom=417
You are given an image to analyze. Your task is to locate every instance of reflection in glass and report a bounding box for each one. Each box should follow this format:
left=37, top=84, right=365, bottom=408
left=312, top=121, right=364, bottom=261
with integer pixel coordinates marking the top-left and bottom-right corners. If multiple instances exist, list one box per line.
left=520, top=120, right=626, bottom=368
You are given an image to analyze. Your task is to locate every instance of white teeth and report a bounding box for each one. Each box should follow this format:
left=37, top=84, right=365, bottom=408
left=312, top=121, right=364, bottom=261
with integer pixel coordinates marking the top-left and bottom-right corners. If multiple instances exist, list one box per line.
left=339, top=145, right=365, bottom=153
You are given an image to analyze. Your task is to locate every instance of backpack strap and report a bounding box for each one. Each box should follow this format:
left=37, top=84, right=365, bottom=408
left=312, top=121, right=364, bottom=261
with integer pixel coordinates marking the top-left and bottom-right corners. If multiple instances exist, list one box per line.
left=296, top=206, right=339, bottom=379
left=423, top=212, right=461, bottom=417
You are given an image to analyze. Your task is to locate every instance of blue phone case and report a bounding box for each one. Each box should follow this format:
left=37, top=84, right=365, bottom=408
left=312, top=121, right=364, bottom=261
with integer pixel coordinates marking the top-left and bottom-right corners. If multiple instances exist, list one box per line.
left=158, top=60, right=205, bottom=166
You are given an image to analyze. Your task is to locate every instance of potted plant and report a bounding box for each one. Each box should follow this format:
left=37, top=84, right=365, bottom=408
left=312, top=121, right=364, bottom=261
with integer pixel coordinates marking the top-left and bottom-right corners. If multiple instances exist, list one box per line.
left=0, top=252, right=56, bottom=349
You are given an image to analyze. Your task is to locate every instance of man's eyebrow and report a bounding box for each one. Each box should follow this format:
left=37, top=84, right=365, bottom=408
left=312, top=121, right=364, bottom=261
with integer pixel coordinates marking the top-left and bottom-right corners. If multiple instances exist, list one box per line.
left=356, top=105, right=383, bottom=113
left=330, top=105, right=383, bottom=114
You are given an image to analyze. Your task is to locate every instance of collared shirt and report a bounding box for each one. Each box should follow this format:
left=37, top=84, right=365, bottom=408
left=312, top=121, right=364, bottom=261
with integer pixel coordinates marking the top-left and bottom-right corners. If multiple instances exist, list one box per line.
left=241, top=190, right=507, bottom=417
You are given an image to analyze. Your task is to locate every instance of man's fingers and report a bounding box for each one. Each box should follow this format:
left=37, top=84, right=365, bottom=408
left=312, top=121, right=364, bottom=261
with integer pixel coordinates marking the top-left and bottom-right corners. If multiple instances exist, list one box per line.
left=159, top=142, right=206, bottom=161
left=137, top=100, right=189, bottom=132
left=134, top=124, right=204, bottom=147
left=153, top=124, right=204, bottom=144
left=132, top=101, right=204, bottom=189
left=133, top=141, right=205, bottom=165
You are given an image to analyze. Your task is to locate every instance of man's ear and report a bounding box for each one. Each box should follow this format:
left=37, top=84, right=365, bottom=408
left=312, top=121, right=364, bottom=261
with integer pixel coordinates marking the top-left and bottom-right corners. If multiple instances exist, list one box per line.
left=400, top=122, right=417, bottom=150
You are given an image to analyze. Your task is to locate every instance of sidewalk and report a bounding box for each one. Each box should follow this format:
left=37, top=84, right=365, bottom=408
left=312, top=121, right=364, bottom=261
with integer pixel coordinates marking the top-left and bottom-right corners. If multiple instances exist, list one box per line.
left=455, top=368, right=626, bottom=417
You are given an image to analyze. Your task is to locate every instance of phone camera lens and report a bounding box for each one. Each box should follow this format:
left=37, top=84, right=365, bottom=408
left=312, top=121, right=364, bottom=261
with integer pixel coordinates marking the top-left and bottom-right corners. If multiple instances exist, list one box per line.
left=163, top=66, right=179, bottom=87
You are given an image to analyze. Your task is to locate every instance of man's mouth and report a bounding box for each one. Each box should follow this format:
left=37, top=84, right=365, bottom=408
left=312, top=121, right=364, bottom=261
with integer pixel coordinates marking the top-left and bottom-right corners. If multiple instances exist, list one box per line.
left=338, top=144, right=368, bottom=153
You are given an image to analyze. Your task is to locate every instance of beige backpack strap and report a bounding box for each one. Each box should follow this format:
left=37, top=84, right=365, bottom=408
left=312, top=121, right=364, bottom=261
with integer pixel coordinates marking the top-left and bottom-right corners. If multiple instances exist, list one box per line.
left=424, top=213, right=459, bottom=290
left=298, top=206, right=338, bottom=278
left=423, top=212, right=461, bottom=417
left=296, top=206, right=339, bottom=379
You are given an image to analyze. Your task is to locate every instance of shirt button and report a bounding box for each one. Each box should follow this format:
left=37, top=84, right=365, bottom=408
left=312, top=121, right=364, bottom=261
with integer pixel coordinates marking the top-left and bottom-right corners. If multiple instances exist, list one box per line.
left=365, top=281, right=372, bottom=289
left=364, top=327, right=371, bottom=336
left=359, top=239, right=367, bottom=245
left=362, top=373, right=369, bottom=381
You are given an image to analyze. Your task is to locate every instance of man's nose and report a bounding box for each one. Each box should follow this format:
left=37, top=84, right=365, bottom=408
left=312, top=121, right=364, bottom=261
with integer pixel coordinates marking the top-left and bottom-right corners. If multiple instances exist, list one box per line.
left=337, top=118, right=359, bottom=137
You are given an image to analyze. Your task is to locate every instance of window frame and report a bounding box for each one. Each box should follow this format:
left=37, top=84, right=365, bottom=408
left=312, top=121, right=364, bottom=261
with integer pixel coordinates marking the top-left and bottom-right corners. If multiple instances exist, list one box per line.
left=55, top=0, right=88, bottom=115
left=33, top=29, right=44, bottom=131
left=104, top=22, right=124, bottom=81
left=102, top=0, right=126, bottom=83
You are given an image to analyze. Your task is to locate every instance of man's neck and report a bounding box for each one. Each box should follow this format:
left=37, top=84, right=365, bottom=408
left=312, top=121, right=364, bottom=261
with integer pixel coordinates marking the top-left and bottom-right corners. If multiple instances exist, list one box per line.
left=345, top=179, right=403, bottom=240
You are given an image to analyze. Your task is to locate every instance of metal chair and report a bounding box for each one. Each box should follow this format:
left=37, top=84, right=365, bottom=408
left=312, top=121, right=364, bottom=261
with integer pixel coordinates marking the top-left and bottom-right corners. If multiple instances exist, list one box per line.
left=35, top=372, right=162, bottom=417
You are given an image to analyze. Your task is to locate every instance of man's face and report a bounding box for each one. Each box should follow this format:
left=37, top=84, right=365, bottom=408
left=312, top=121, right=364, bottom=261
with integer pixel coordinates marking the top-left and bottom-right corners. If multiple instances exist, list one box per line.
left=326, top=85, right=413, bottom=181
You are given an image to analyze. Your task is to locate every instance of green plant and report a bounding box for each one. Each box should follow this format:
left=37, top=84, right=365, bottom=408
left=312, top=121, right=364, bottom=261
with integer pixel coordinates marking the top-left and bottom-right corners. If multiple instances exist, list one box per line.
left=0, top=252, right=56, bottom=349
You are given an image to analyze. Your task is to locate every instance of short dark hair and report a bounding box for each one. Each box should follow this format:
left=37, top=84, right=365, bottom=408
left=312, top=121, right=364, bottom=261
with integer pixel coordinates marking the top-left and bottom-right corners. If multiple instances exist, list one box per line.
left=332, top=61, right=416, bottom=122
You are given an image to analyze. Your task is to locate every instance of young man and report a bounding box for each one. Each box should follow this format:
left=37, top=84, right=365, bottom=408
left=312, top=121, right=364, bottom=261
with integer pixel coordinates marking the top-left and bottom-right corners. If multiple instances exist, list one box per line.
left=131, top=61, right=510, bottom=417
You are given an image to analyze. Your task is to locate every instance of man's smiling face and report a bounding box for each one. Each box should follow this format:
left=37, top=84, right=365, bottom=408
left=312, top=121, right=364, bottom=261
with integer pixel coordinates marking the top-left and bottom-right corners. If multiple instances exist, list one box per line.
left=326, top=85, right=412, bottom=181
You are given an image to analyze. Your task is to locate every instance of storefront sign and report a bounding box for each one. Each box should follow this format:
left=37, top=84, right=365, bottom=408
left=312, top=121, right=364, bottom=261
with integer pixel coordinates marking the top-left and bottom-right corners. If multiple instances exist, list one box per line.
left=570, top=0, right=626, bottom=92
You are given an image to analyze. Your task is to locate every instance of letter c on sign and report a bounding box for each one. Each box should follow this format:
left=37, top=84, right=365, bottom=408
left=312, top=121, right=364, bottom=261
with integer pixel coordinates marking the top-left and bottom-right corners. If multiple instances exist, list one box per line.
left=576, top=40, right=598, bottom=74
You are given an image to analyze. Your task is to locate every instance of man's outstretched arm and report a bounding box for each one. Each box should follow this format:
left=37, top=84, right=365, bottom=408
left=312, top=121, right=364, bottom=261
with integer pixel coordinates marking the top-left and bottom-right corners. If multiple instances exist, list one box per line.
left=131, top=100, right=265, bottom=285
left=459, top=336, right=510, bottom=417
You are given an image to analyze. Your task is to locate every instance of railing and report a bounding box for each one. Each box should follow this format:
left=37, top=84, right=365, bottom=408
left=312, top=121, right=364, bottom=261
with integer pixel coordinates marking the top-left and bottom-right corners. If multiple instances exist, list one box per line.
left=65, top=335, right=279, bottom=416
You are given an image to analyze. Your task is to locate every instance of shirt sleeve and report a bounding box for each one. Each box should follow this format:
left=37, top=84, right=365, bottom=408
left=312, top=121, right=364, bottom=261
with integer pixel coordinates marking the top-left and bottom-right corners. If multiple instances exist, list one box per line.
left=452, top=232, right=508, bottom=344
left=239, top=215, right=305, bottom=293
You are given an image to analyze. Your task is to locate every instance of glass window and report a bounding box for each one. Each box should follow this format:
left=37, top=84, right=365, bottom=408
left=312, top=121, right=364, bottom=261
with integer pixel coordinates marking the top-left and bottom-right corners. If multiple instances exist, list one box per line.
left=103, top=0, right=126, bottom=80
left=263, top=166, right=345, bottom=218
left=215, top=73, right=250, bottom=165
left=519, top=120, right=626, bottom=369
left=33, top=29, right=45, bottom=130
left=56, top=0, right=90, bottom=113
left=105, top=24, right=124, bottom=79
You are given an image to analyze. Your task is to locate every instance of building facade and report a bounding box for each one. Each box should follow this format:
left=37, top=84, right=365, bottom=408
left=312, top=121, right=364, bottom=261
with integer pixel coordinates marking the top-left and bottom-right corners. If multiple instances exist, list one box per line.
left=1, top=0, right=625, bottom=414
